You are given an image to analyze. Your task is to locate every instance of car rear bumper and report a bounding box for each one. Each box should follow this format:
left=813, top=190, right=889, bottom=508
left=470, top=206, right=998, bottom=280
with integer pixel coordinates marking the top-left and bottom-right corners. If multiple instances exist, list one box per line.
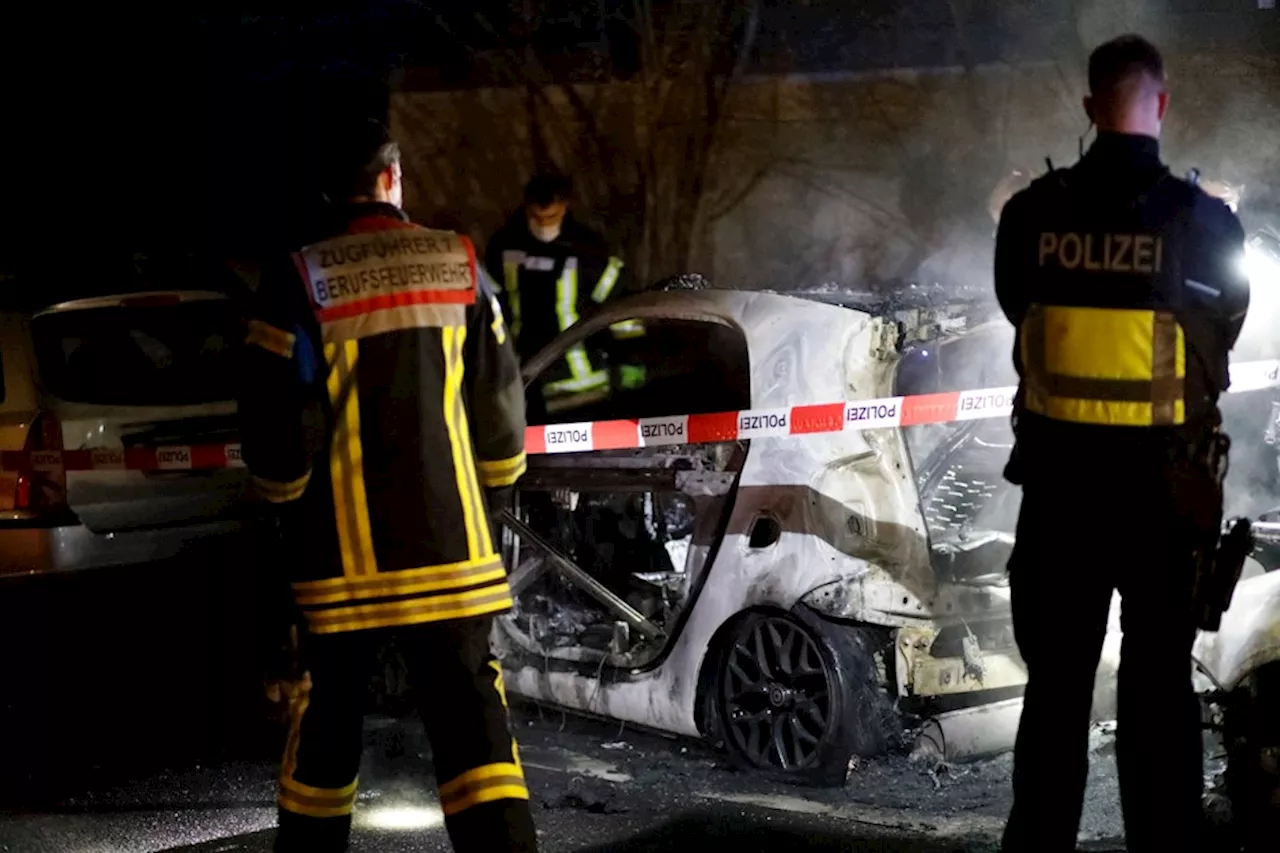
left=0, top=514, right=244, bottom=578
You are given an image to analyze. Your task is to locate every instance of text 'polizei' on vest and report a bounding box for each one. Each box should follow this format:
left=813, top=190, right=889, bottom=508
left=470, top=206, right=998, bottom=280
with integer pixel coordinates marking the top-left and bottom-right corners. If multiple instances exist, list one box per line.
left=1038, top=232, right=1164, bottom=273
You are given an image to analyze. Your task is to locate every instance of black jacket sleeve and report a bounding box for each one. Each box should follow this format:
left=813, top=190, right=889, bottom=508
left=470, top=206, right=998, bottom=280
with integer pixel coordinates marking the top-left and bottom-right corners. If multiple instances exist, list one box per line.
left=483, top=223, right=519, bottom=343
left=994, top=188, right=1040, bottom=380
left=238, top=256, right=327, bottom=504
left=1184, top=192, right=1250, bottom=352
left=464, top=270, right=528, bottom=492
left=994, top=189, right=1037, bottom=331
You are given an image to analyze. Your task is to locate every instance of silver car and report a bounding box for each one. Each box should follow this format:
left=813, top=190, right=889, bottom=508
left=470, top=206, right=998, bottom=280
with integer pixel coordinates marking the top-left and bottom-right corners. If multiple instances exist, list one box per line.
left=0, top=290, right=248, bottom=579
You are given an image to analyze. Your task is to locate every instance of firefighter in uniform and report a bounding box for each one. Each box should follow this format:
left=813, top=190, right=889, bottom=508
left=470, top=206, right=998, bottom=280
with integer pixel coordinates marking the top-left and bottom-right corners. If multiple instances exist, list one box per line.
left=239, top=120, right=538, bottom=853
left=483, top=173, right=644, bottom=418
left=995, top=36, right=1249, bottom=853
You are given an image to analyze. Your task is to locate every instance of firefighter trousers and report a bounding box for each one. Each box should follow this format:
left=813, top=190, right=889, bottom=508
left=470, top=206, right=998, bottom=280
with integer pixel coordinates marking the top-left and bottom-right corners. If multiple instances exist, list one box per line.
left=1000, top=473, right=1205, bottom=853
left=274, top=617, right=538, bottom=853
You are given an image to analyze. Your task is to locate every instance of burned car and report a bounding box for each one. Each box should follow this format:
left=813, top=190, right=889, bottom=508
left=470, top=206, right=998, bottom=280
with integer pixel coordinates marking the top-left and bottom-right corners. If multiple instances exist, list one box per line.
left=494, top=273, right=1280, bottom=803
left=493, top=284, right=1028, bottom=782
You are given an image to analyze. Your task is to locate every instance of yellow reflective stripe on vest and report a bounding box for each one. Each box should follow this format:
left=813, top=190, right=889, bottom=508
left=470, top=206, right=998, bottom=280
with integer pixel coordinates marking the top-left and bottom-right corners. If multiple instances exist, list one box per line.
left=1021, top=303, right=1186, bottom=427
left=591, top=256, right=625, bottom=303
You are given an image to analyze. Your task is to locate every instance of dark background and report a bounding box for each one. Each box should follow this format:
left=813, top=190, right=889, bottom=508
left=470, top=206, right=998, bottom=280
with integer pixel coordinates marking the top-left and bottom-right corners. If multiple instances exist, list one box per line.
left=0, top=1, right=1276, bottom=298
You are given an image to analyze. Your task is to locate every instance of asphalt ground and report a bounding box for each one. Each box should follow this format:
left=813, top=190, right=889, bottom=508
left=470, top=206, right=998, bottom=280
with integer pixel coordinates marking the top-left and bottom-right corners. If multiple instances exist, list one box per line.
left=0, top=546, right=1135, bottom=852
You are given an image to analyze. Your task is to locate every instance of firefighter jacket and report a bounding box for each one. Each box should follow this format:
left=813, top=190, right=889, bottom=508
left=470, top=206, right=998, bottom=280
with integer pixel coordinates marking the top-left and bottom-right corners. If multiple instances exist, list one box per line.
left=483, top=211, right=644, bottom=411
left=239, top=202, right=527, bottom=635
left=995, top=132, right=1250, bottom=476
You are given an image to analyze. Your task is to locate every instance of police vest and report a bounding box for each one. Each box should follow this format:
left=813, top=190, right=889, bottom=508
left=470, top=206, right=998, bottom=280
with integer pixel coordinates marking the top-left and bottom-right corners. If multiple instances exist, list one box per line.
left=1018, top=169, right=1217, bottom=429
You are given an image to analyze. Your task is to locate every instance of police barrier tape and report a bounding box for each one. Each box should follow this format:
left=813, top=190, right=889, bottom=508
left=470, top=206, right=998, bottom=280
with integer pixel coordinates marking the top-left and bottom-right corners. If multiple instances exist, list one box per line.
left=1, top=360, right=1277, bottom=472
left=526, top=358, right=1280, bottom=455
left=0, top=445, right=244, bottom=474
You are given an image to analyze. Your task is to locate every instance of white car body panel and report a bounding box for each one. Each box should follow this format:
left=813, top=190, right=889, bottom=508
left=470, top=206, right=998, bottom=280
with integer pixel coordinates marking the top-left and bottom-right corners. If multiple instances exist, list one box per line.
left=1193, top=567, right=1280, bottom=691
left=499, top=289, right=1012, bottom=736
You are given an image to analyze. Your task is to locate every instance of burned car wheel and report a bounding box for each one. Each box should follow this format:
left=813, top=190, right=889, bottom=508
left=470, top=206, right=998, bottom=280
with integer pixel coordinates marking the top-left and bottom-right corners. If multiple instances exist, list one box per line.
left=1225, top=662, right=1280, bottom=852
left=713, top=610, right=897, bottom=784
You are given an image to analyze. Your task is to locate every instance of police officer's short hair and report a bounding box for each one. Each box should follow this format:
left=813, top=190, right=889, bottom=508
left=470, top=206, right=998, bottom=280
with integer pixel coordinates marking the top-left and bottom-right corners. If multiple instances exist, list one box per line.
left=1088, top=35, right=1165, bottom=100
left=524, top=173, right=572, bottom=207
left=322, top=118, right=401, bottom=200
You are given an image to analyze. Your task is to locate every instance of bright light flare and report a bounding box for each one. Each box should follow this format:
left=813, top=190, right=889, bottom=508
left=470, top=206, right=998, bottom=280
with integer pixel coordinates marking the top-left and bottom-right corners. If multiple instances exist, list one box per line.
left=359, top=804, right=444, bottom=830
left=1241, top=242, right=1280, bottom=290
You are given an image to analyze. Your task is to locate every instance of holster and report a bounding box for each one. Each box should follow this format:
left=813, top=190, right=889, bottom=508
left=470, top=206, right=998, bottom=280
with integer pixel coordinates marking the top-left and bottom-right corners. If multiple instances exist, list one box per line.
left=1179, top=428, right=1256, bottom=632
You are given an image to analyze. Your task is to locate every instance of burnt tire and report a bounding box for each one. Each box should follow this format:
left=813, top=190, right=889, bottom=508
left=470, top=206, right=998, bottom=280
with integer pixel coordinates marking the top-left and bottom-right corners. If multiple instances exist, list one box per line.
left=709, top=608, right=899, bottom=785
left=1225, top=662, right=1280, bottom=853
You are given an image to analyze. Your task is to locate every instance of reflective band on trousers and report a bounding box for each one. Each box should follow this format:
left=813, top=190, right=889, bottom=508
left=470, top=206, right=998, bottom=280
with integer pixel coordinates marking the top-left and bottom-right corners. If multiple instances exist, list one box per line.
left=591, top=256, right=625, bottom=303
left=1020, top=303, right=1186, bottom=427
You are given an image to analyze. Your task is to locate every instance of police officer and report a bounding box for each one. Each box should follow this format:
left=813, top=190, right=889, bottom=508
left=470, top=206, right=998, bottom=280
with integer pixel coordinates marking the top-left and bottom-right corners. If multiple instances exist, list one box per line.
left=994, top=36, right=1249, bottom=853
left=239, top=119, right=537, bottom=853
left=483, top=173, right=644, bottom=418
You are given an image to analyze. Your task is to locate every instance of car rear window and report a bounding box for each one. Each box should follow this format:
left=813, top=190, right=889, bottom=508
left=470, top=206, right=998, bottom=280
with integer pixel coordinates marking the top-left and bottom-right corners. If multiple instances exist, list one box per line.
left=31, top=299, right=241, bottom=406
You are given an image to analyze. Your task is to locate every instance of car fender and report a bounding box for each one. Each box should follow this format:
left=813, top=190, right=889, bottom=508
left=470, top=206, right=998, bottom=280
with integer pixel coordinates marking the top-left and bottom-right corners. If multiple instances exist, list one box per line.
left=1193, top=567, right=1280, bottom=692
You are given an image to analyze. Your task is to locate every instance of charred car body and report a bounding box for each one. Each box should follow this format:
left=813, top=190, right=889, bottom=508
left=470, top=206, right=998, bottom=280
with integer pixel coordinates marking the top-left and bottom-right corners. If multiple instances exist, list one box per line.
left=493, top=283, right=1029, bottom=781
left=492, top=272, right=1280, bottom=813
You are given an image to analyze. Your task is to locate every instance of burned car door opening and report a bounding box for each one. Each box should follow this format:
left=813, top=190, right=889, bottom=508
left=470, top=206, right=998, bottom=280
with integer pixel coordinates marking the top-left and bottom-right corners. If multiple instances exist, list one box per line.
left=499, top=316, right=752, bottom=672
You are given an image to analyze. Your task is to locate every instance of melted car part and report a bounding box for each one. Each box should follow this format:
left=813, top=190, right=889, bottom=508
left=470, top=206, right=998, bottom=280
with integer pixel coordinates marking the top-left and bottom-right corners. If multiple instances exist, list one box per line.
left=500, top=509, right=664, bottom=641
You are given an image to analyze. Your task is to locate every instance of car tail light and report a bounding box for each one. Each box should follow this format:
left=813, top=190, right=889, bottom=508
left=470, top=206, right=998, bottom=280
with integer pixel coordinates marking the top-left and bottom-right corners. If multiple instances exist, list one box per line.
left=14, top=410, right=67, bottom=513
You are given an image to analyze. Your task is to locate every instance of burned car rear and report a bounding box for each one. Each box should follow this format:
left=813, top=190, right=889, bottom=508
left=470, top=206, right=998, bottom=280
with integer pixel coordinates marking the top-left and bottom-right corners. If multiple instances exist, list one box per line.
left=493, top=286, right=1030, bottom=779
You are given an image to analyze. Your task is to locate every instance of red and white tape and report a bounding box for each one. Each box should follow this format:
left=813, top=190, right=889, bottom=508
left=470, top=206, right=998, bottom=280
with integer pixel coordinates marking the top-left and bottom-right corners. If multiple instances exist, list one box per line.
left=0, top=445, right=244, bottom=475
left=2, top=360, right=1277, bottom=471
left=525, top=358, right=1280, bottom=455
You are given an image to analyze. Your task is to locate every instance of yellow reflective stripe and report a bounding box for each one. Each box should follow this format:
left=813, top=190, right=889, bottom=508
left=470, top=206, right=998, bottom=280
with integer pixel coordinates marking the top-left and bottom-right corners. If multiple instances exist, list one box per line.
left=437, top=762, right=529, bottom=817
left=452, top=328, right=493, bottom=556
left=252, top=471, right=310, bottom=503
left=1040, top=305, right=1181, bottom=380
left=281, top=775, right=359, bottom=800
left=293, top=559, right=507, bottom=607
left=544, top=370, right=610, bottom=395
left=1021, top=304, right=1186, bottom=426
left=325, top=343, right=358, bottom=577
left=442, top=327, right=485, bottom=559
left=477, top=452, right=527, bottom=488
left=280, top=677, right=311, bottom=781
left=1031, top=398, right=1187, bottom=427
left=555, top=258, right=580, bottom=332
left=591, top=256, right=624, bottom=303
left=279, top=775, right=359, bottom=818
left=342, top=339, right=378, bottom=574
left=292, top=555, right=503, bottom=594
left=303, top=583, right=513, bottom=634
left=327, top=341, right=378, bottom=576
left=487, top=660, right=525, bottom=773
left=246, top=320, right=296, bottom=359
left=489, top=661, right=527, bottom=775
left=609, top=319, right=646, bottom=339
left=564, top=343, right=595, bottom=381
left=489, top=294, right=507, bottom=346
